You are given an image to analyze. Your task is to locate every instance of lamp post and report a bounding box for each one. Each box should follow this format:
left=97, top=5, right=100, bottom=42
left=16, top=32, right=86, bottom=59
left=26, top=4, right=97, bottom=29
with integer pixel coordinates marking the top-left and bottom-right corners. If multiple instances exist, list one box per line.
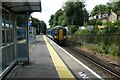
left=28, top=16, right=32, bottom=43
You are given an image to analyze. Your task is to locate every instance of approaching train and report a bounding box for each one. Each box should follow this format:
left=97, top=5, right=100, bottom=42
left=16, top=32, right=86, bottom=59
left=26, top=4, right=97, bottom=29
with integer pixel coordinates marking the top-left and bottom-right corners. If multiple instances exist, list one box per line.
left=47, top=26, right=67, bottom=46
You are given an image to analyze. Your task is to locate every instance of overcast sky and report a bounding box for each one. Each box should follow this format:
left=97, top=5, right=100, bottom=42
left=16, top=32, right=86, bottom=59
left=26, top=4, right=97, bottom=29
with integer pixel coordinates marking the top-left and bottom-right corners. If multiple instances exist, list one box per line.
left=31, top=0, right=109, bottom=28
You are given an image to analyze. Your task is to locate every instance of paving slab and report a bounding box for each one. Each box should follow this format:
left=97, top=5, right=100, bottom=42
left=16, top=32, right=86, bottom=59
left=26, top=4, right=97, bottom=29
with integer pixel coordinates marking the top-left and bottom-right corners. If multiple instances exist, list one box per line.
left=13, top=35, right=59, bottom=78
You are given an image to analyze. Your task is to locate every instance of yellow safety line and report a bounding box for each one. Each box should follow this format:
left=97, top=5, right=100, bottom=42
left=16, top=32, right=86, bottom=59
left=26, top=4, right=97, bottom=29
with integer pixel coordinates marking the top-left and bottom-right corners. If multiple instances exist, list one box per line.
left=43, top=35, right=75, bottom=79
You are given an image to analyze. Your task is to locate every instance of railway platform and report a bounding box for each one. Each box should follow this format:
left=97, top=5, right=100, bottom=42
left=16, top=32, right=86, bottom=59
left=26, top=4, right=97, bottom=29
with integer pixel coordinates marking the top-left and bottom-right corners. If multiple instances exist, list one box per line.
left=5, top=35, right=103, bottom=80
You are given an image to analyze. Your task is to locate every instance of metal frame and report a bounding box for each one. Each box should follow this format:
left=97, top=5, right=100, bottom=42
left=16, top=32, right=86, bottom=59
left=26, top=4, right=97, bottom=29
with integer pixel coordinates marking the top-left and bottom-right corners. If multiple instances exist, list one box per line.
left=26, top=11, right=29, bottom=63
left=0, top=8, right=30, bottom=78
left=0, top=1, right=41, bottom=79
left=12, top=14, right=17, bottom=60
left=0, top=2, right=2, bottom=80
left=0, top=7, right=18, bottom=79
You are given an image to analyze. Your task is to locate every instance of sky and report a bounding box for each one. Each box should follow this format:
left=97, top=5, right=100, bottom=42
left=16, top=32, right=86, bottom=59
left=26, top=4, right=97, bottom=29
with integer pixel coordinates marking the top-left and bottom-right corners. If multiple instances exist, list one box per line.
left=31, top=0, right=109, bottom=28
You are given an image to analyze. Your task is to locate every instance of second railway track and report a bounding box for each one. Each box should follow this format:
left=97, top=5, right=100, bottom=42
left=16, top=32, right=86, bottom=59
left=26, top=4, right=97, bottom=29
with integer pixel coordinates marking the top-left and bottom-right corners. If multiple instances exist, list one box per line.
left=63, top=46, right=120, bottom=80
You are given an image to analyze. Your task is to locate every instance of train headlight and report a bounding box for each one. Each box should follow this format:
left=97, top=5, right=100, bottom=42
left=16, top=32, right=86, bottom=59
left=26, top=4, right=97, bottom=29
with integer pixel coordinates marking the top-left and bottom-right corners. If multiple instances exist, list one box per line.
left=64, top=36, right=66, bottom=39
left=54, top=35, right=58, bottom=39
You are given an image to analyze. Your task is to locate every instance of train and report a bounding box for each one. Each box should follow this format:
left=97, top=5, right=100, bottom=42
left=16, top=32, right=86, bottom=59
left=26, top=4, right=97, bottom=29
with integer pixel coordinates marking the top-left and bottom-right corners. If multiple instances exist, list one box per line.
left=47, top=26, right=67, bottom=46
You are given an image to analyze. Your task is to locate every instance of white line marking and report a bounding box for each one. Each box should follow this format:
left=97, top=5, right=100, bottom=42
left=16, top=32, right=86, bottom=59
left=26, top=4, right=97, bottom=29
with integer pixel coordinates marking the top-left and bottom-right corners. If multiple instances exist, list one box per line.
left=49, top=41, right=53, bottom=44
left=78, top=72, right=89, bottom=79
left=46, top=36, right=104, bottom=79
left=0, top=66, right=10, bottom=77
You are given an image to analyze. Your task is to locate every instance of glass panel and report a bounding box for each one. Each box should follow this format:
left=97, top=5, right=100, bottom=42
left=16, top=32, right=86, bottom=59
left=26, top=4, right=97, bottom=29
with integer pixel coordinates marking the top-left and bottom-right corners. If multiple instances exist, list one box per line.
left=9, top=15, right=12, bottom=28
left=17, top=28, right=26, bottom=41
left=4, top=11, right=8, bottom=27
left=2, top=29, right=5, bottom=46
left=1, top=8, right=14, bottom=73
left=11, top=29, right=14, bottom=43
left=2, top=9, right=5, bottom=27
left=5, top=10, right=10, bottom=27
left=17, top=15, right=26, bottom=27
left=16, top=14, right=28, bottom=60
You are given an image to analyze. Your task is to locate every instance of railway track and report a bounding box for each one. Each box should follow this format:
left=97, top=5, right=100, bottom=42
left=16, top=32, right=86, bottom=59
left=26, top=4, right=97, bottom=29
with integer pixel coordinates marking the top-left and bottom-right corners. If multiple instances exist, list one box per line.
left=63, top=46, right=120, bottom=80
left=47, top=36, right=120, bottom=79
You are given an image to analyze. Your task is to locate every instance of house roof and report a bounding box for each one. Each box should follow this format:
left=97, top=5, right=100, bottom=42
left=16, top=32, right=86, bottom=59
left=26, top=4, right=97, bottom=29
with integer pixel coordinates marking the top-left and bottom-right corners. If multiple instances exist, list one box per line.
left=2, top=1, right=41, bottom=14
left=88, top=10, right=120, bottom=21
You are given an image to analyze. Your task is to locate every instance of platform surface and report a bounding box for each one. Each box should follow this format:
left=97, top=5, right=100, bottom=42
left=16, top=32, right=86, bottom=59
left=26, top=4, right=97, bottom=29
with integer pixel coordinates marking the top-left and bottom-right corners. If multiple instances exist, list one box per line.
left=14, top=35, right=59, bottom=78
left=6, top=35, right=103, bottom=80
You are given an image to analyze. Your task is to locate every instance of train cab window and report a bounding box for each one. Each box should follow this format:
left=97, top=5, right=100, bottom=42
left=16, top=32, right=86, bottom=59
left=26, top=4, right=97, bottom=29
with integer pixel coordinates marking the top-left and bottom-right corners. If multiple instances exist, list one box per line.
left=54, top=29, right=58, bottom=35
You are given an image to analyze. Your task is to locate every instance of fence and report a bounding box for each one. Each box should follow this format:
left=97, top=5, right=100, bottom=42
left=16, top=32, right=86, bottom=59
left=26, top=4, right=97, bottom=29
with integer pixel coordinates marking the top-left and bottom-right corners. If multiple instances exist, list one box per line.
left=68, top=34, right=119, bottom=54
left=67, top=33, right=120, bottom=70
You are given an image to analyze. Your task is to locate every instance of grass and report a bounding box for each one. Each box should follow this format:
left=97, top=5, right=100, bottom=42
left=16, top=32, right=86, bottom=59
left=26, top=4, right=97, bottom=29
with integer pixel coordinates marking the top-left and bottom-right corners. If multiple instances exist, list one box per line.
left=80, top=43, right=119, bottom=57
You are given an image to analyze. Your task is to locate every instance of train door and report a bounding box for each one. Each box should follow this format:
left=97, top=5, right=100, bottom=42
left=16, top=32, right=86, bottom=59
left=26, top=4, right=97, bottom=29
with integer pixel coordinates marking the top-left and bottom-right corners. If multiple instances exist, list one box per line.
left=59, top=28, right=63, bottom=40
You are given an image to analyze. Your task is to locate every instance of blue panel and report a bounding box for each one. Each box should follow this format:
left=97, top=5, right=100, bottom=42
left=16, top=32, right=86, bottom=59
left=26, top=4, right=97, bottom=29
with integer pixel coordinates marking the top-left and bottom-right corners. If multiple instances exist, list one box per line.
left=17, top=43, right=28, bottom=58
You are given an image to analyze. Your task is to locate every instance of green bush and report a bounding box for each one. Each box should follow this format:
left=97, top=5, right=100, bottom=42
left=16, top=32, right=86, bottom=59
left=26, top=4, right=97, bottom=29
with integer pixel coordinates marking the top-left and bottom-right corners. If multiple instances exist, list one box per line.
left=68, top=25, right=79, bottom=35
left=92, top=42, right=107, bottom=54
left=108, top=43, right=119, bottom=56
left=85, top=42, right=119, bottom=56
left=74, top=29, right=87, bottom=35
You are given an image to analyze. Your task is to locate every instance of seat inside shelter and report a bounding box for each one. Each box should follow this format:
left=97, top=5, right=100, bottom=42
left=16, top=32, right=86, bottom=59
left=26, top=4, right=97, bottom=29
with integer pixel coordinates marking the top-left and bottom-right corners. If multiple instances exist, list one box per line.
left=0, top=1, right=41, bottom=79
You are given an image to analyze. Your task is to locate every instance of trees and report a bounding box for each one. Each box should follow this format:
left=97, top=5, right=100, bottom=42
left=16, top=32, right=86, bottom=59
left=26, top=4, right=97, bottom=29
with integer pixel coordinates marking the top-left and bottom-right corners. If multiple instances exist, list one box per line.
left=90, top=1, right=120, bottom=16
left=49, top=9, right=66, bottom=27
left=39, top=21, right=47, bottom=34
left=90, top=4, right=107, bottom=16
left=31, top=17, right=40, bottom=27
left=63, top=1, right=88, bottom=26
left=106, top=1, right=120, bottom=13
left=53, top=9, right=64, bottom=27
left=89, top=1, right=120, bottom=35
left=49, top=15, right=54, bottom=28
left=48, top=0, right=88, bottom=34
left=31, top=17, right=47, bottom=34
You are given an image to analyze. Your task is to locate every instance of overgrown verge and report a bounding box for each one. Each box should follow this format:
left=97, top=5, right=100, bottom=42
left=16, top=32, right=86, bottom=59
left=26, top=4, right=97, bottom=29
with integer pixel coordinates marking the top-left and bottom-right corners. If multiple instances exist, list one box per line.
left=66, top=34, right=120, bottom=70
